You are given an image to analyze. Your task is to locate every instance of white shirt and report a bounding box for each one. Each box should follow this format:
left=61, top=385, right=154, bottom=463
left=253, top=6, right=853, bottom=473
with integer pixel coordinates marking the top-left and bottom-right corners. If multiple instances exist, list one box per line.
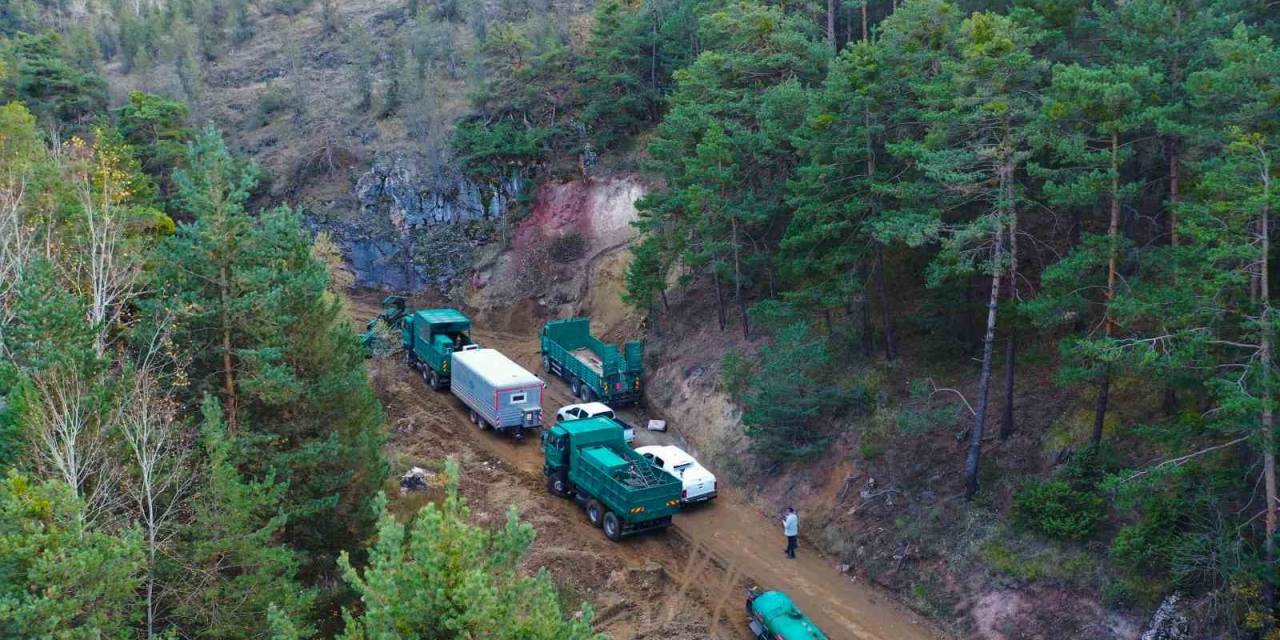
left=783, top=513, right=798, bottom=537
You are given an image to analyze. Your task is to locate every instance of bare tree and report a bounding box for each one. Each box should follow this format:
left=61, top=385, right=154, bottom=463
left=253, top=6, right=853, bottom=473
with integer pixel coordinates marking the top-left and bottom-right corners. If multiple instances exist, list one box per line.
left=64, top=138, right=145, bottom=357
left=26, top=366, right=123, bottom=525
left=0, top=137, right=38, bottom=360
left=118, top=333, right=194, bottom=640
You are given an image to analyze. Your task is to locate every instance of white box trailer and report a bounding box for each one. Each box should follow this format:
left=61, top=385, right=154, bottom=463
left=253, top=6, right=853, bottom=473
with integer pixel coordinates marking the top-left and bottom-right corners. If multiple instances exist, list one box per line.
left=450, top=347, right=545, bottom=439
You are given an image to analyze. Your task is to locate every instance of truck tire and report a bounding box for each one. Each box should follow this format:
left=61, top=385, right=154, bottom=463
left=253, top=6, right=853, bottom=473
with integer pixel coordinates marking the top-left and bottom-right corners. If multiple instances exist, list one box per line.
left=547, top=475, right=569, bottom=498
left=603, top=511, right=622, bottom=541
left=582, top=386, right=594, bottom=402
left=570, top=378, right=582, bottom=399
left=469, top=409, right=479, bottom=425
left=428, top=369, right=440, bottom=391
left=586, top=499, right=604, bottom=527
left=542, top=354, right=552, bottom=374
left=405, top=350, right=416, bottom=369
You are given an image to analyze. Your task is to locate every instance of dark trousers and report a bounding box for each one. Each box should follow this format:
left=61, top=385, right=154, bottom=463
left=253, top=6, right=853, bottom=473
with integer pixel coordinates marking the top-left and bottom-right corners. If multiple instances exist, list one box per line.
left=785, top=535, right=798, bottom=558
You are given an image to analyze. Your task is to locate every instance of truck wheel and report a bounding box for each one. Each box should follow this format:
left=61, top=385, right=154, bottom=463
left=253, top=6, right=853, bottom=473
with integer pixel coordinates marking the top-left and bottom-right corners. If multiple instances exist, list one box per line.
left=469, top=409, right=478, bottom=425
left=582, top=386, right=594, bottom=402
left=586, top=499, right=604, bottom=527
left=428, top=369, right=440, bottom=391
left=603, top=511, right=622, bottom=541
left=405, top=351, right=416, bottom=369
left=542, top=354, right=551, bottom=373
left=570, top=378, right=582, bottom=398
left=548, top=476, right=568, bottom=498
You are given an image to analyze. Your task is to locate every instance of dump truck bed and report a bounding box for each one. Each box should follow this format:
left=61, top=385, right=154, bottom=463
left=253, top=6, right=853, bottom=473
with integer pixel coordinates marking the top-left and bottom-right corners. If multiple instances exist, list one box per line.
left=563, top=419, right=680, bottom=525
left=571, top=347, right=605, bottom=375
left=541, top=318, right=643, bottom=406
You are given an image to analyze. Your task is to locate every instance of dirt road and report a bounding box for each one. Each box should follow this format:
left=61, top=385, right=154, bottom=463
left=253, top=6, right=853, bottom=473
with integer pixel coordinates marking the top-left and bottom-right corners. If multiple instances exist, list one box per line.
left=361, top=293, right=943, bottom=640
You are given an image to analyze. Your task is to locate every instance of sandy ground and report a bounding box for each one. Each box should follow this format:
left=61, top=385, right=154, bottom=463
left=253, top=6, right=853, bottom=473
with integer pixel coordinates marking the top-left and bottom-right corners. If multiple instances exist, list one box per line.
left=354, top=294, right=944, bottom=640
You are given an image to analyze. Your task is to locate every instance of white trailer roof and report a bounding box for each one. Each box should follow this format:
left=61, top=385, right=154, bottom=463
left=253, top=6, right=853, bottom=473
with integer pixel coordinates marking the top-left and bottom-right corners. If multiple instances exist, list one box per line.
left=453, top=348, right=543, bottom=389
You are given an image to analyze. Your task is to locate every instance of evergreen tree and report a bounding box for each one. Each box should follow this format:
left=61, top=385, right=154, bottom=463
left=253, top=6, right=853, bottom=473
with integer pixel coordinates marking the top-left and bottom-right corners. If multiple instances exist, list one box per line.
left=577, top=0, right=703, bottom=149
left=876, top=10, right=1046, bottom=497
left=170, top=397, right=315, bottom=640
left=338, top=461, right=601, bottom=640
left=637, top=1, right=827, bottom=334
left=0, top=471, right=144, bottom=639
left=0, top=32, right=107, bottom=130
left=740, top=318, right=853, bottom=461
left=146, top=129, right=386, bottom=572
left=1028, top=62, right=1159, bottom=447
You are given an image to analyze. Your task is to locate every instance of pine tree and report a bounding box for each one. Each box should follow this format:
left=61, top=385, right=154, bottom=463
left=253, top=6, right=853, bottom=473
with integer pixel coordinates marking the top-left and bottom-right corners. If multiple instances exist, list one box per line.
left=876, top=11, right=1046, bottom=498
left=169, top=397, right=315, bottom=640
left=338, top=461, right=601, bottom=640
left=1028, top=62, right=1159, bottom=447
left=146, top=128, right=387, bottom=571
left=0, top=471, right=144, bottom=639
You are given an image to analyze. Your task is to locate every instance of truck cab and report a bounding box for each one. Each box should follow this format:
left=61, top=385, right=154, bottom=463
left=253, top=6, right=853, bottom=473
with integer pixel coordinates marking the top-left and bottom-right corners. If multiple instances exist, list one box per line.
left=402, top=308, right=475, bottom=390
left=556, top=402, right=635, bottom=443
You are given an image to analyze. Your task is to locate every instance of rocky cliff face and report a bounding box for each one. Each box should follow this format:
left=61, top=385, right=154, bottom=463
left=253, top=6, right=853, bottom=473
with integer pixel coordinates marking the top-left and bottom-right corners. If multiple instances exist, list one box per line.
left=329, top=155, right=524, bottom=292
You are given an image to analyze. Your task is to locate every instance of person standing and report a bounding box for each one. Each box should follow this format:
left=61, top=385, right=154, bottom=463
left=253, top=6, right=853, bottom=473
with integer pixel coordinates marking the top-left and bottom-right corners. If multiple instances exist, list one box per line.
left=782, top=507, right=799, bottom=559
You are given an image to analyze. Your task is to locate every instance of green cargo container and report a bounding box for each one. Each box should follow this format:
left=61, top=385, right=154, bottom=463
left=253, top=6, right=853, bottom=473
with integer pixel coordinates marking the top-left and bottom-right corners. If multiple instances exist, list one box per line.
left=402, top=308, right=475, bottom=390
left=746, top=589, right=828, bottom=640
left=542, top=416, right=681, bottom=541
left=540, top=318, right=643, bottom=406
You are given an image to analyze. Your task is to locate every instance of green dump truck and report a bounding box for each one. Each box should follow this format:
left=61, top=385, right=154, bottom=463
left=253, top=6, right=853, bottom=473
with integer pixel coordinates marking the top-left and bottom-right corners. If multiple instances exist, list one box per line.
left=746, top=588, right=828, bottom=640
left=402, top=308, right=475, bottom=390
left=542, top=416, right=681, bottom=541
left=360, top=295, right=408, bottom=356
left=540, top=318, right=643, bottom=406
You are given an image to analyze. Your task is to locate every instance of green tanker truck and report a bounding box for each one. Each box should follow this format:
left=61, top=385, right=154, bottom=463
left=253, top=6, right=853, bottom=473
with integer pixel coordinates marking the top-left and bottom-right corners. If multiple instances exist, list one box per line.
left=541, top=416, right=681, bottom=541
left=746, top=588, right=828, bottom=640
left=540, top=318, right=643, bottom=406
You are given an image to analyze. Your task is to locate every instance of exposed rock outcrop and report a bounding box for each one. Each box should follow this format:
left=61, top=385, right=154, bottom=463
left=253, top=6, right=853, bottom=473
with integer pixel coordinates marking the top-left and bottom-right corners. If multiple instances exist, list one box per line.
left=324, top=155, right=524, bottom=292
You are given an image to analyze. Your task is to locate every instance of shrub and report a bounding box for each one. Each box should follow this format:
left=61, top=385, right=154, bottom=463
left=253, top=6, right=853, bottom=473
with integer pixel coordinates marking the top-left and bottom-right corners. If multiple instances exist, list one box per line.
left=547, top=233, right=587, bottom=262
left=1013, top=480, right=1105, bottom=540
left=1109, top=495, right=1181, bottom=574
left=720, top=349, right=752, bottom=399
left=256, top=82, right=293, bottom=123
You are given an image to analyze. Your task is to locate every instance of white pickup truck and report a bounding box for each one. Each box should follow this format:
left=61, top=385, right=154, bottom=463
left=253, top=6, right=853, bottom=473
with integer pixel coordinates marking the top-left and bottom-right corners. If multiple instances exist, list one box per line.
left=555, top=402, right=635, bottom=443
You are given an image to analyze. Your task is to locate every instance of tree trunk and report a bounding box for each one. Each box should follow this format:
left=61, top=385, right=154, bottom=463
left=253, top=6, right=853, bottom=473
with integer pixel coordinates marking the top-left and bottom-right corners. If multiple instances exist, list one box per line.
left=1258, top=150, right=1276, bottom=627
left=731, top=217, right=749, bottom=338
left=1092, top=131, right=1122, bottom=446
left=876, top=247, right=897, bottom=360
left=1163, top=385, right=1178, bottom=417
left=861, top=0, right=868, bottom=42
left=827, top=0, right=838, bottom=51
left=713, top=269, right=726, bottom=331
left=1091, top=371, right=1110, bottom=448
left=218, top=264, right=238, bottom=433
left=860, top=279, right=873, bottom=358
left=964, top=223, right=1005, bottom=499
left=1000, top=333, right=1015, bottom=440
left=1168, top=138, right=1180, bottom=246
left=1001, top=203, right=1019, bottom=440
